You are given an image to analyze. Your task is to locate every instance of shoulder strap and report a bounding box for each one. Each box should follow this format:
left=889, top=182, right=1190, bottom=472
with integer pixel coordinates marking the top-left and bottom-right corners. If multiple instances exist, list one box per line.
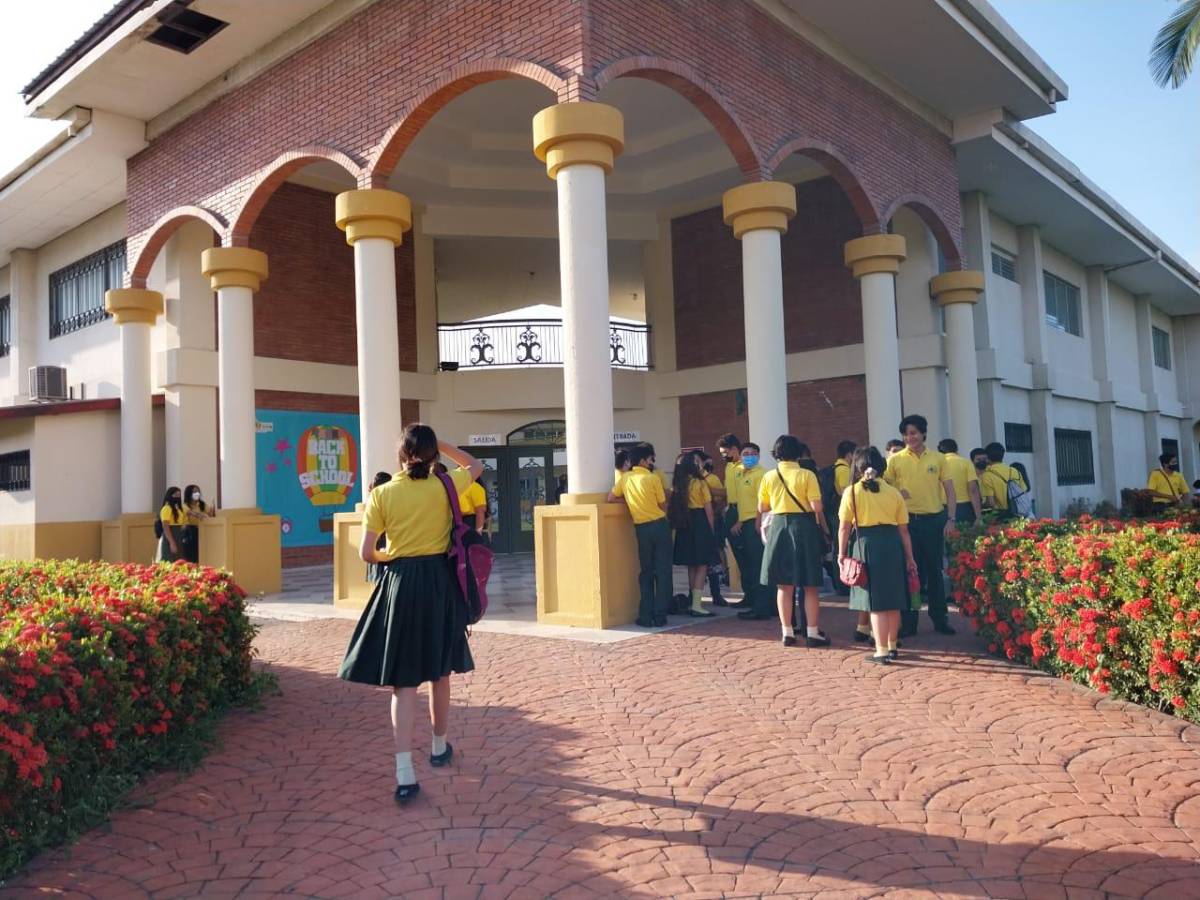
left=1162, top=469, right=1180, bottom=499
left=779, top=469, right=807, bottom=512
left=436, top=471, right=465, bottom=527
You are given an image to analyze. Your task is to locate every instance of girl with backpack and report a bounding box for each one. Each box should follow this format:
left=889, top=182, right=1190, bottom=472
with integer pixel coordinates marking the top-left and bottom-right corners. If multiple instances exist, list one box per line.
left=155, top=486, right=186, bottom=562
left=338, top=424, right=483, bottom=804
left=670, top=452, right=717, bottom=618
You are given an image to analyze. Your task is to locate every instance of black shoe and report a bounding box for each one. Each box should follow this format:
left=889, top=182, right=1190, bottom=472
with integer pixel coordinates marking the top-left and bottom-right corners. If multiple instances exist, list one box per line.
left=737, top=611, right=773, bottom=620
left=712, top=595, right=728, bottom=607
left=853, top=630, right=872, bottom=643
left=805, top=632, right=832, bottom=648
left=635, top=618, right=654, bottom=628
left=430, top=744, right=453, bottom=768
left=653, top=617, right=669, bottom=627
left=887, top=649, right=899, bottom=661
left=724, top=600, right=747, bottom=609
left=933, top=622, right=957, bottom=636
left=898, top=626, right=917, bottom=639
left=782, top=635, right=797, bottom=647
left=688, top=608, right=716, bottom=618
left=865, top=653, right=890, bottom=666
left=394, top=783, right=421, bottom=804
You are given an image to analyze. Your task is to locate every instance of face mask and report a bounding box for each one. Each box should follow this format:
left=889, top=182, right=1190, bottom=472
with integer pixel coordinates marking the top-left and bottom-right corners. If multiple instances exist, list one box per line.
left=742, top=455, right=759, bottom=468
left=171, top=496, right=181, bottom=504
left=1166, top=464, right=1178, bottom=472
left=193, top=493, right=202, bottom=502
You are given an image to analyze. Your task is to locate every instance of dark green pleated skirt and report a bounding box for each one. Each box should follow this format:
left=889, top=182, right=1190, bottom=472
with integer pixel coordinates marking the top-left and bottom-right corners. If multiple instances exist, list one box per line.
left=761, top=512, right=824, bottom=587
left=673, top=508, right=717, bottom=566
left=338, top=554, right=474, bottom=688
left=848, top=524, right=908, bottom=612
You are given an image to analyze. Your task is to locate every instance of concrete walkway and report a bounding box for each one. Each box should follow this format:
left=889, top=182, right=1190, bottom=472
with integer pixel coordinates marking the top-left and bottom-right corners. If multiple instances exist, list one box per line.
left=6, top=603, right=1200, bottom=898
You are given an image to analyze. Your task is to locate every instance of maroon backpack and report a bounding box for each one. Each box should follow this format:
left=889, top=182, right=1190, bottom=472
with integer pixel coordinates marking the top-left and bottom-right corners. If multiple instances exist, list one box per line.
left=436, top=471, right=494, bottom=625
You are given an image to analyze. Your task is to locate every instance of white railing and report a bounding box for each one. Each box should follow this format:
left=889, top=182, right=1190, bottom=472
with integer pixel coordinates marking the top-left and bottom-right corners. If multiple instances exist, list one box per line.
left=437, top=319, right=652, bottom=371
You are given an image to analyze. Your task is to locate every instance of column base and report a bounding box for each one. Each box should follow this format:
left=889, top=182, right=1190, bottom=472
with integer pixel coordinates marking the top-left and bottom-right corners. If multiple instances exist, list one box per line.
left=534, top=494, right=639, bottom=629
left=333, top=510, right=372, bottom=610
left=197, top=509, right=282, bottom=595
left=101, top=514, right=159, bottom=565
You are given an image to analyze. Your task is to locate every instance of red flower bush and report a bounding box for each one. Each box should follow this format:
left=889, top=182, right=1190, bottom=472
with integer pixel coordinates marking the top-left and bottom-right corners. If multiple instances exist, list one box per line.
left=0, top=560, right=261, bottom=877
left=949, top=513, right=1200, bottom=721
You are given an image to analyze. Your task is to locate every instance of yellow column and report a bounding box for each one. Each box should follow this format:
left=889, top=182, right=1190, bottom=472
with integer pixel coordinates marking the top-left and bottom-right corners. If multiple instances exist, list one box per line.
left=845, top=235, right=907, bottom=446
left=931, top=270, right=985, bottom=449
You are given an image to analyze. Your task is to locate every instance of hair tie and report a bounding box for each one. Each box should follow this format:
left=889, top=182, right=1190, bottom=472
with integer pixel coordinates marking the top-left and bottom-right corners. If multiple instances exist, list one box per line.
left=862, top=467, right=878, bottom=481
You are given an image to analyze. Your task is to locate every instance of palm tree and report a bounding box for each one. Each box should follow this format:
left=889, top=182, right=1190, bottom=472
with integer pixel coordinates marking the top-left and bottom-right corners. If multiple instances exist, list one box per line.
left=1150, top=0, right=1200, bottom=88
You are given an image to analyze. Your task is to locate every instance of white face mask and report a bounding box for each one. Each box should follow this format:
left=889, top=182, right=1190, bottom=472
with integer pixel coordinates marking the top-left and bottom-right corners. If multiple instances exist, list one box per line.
left=193, top=494, right=202, bottom=502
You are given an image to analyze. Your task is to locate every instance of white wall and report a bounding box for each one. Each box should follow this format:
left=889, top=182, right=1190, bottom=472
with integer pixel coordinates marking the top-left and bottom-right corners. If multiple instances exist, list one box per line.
left=985, top=212, right=1026, bottom=372
left=1107, top=283, right=1140, bottom=403
left=1151, top=308, right=1178, bottom=408
left=1041, top=242, right=1094, bottom=389
left=0, top=419, right=36, bottom=526
left=33, top=410, right=121, bottom=521
left=1052, top=396, right=1102, bottom=509
left=1113, top=407, right=1148, bottom=493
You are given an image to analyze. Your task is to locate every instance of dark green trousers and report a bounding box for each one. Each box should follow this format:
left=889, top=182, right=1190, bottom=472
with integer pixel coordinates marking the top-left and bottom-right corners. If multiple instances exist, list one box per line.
left=904, top=510, right=948, bottom=630
left=738, top=522, right=774, bottom=616
left=635, top=519, right=673, bottom=622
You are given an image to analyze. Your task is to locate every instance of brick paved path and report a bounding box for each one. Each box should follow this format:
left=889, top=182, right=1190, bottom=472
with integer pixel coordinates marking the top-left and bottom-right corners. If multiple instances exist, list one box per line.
left=7, top=607, right=1200, bottom=899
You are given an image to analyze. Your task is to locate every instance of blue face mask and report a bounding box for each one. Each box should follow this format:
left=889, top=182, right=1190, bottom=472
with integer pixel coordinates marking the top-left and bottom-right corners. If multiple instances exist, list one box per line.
left=742, top=455, right=759, bottom=468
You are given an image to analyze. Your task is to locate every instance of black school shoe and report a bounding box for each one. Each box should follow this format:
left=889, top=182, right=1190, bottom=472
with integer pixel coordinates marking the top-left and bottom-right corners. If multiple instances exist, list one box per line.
left=864, top=654, right=890, bottom=666
left=887, top=649, right=899, bottom=661
left=854, top=630, right=872, bottom=643
left=688, top=608, right=716, bottom=618
left=737, top=610, right=774, bottom=620
left=933, top=622, right=957, bottom=635
left=652, top=617, right=669, bottom=627
left=782, top=635, right=797, bottom=647
left=394, top=783, right=421, bottom=804
left=635, top=618, right=655, bottom=628
left=430, top=744, right=453, bottom=768
left=805, top=631, right=832, bottom=648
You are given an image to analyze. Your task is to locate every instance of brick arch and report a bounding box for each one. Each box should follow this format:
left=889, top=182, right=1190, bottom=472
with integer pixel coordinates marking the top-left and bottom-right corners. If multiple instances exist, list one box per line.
left=367, top=59, right=567, bottom=185
left=593, top=56, right=764, bottom=180
left=881, top=194, right=963, bottom=270
left=128, top=205, right=226, bottom=288
left=228, top=147, right=365, bottom=246
left=765, top=137, right=880, bottom=234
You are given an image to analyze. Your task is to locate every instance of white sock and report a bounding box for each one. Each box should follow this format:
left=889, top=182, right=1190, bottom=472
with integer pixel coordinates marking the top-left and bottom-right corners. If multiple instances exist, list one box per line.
left=807, top=626, right=821, bottom=638
left=782, top=623, right=792, bottom=638
left=432, top=733, right=447, bottom=756
left=395, top=751, right=415, bottom=786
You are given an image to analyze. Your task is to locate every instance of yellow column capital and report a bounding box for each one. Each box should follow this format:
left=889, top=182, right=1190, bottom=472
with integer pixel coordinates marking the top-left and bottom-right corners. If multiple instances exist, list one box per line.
left=335, top=189, right=413, bottom=246
left=721, top=182, right=797, bottom=240
left=930, top=270, right=985, bottom=306
left=201, top=247, right=269, bottom=292
left=532, top=102, right=625, bottom=179
left=104, top=288, right=163, bottom=326
left=844, top=235, right=907, bottom=279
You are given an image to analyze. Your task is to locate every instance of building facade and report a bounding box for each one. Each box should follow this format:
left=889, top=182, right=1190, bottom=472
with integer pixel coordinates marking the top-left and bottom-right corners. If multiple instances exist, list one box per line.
left=1, top=0, right=1197, bottom=610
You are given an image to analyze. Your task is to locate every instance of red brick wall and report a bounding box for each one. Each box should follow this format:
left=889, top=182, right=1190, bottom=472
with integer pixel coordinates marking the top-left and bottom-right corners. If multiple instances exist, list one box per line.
left=672, top=177, right=862, bottom=369
left=678, top=375, right=867, bottom=478
left=250, top=183, right=416, bottom=369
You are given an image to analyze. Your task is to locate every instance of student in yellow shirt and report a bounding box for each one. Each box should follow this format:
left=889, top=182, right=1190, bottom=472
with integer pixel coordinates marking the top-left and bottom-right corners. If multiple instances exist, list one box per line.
left=155, top=486, right=186, bottom=562
left=698, top=451, right=729, bottom=606
left=838, top=446, right=918, bottom=665
left=717, top=433, right=748, bottom=610
left=613, top=448, right=631, bottom=491
left=669, top=453, right=717, bottom=618
left=1147, top=452, right=1189, bottom=508
left=338, top=424, right=483, bottom=804
left=758, top=435, right=829, bottom=647
left=884, top=414, right=958, bottom=638
left=936, top=438, right=982, bottom=525
left=729, top=442, right=772, bottom=621
left=608, top=442, right=671, bottom=628
left=459, top=478, right=488, bottom=535
left=979, top=442, right=1027, bottom=517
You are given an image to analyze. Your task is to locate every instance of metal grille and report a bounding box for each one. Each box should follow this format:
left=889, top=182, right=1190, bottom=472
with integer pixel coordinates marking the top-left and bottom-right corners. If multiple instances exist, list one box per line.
left=437, top=319, right=652, bottom=370
left=1054, top=428, right=1095, bottom=486
left=1152, top=326, right=1172, bottom=370
left=49, top=240, right=125, bottom=338
left=990, top=249, right=1017, bottom=282
left=1003, top=422, right=1033, bottom=454
left=0, top=450, right=31, bottom=492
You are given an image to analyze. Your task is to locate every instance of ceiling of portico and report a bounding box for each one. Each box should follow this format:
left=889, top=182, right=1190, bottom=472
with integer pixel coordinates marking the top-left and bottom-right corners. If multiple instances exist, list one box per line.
left=288, top=76, right=828, bottom=241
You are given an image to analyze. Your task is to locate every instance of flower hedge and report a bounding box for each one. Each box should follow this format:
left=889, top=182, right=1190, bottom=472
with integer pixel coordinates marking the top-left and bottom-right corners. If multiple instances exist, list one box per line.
left=948, top=513, right=1200, bottom=722
left=0, top=560, right=264, bottom=878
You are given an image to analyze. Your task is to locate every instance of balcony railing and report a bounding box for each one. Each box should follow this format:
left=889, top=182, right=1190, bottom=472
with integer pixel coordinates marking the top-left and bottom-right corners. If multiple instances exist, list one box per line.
left=437, top=319, right=652, bottom=371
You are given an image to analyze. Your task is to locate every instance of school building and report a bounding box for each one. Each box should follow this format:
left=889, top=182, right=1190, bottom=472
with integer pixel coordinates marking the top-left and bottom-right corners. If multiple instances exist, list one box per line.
left=1, top=0, right=1197, bottom=622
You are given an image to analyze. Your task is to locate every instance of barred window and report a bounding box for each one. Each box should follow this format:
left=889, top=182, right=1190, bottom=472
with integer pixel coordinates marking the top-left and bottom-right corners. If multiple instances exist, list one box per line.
left=990, top=247, right=1017, bottom=282
left=1043, top=271, right=1082, bottom=336
left=1152, top=326, right=1172, bottom=370
left=1004, top=422, right=1033, bottom=454
left=0, top=450, right=31, bottom=492
left=1054, top=429, right=1095, bottom=486
left=0, top=296, right=9, bottom=358
left=49, top=240, right=125, bottom=338
left=1162, top=438, right=1180, bottom=460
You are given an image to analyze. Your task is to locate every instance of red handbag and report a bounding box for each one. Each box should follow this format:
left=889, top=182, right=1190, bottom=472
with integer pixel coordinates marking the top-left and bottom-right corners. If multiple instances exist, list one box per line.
left=838, top=485, right=868, bottom=588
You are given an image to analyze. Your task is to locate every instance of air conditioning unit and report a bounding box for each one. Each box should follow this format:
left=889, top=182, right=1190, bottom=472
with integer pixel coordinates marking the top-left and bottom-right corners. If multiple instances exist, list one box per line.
left=29, top=366, right=69, bottom=402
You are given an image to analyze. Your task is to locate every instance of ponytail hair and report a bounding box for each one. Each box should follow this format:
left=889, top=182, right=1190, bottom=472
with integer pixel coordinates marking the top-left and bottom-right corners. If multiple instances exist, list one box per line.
left=851, top=446, right=887, bottom=493
left=398, top=423, right=439, bottom=479
left=669, top=452, right=699, bottom=528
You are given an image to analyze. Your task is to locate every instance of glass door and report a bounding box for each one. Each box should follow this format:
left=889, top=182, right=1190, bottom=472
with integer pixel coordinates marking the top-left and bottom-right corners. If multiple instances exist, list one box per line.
left=511, top=452, right=549, bottom=553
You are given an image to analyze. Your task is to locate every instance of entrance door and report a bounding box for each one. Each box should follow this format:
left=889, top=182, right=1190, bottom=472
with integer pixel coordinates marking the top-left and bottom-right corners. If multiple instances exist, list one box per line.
left=459, top=446, right=557, bottom=553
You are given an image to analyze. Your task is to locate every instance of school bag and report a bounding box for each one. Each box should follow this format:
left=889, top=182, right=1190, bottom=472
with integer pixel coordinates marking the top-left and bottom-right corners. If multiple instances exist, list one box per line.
left=436, top=471, right=494, bottom=625
left=154, top=517, right=164, bottom=540
left=1006, top=463, right=1034, bottom=519
left=817, top=464, right=839, bottom=526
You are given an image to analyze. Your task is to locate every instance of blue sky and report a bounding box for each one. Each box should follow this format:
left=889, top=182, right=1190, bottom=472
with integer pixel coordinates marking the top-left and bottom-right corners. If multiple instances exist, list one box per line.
left=1, top=1, right=1196, bottom=266
left=989, top=0, right=1199, bottom=267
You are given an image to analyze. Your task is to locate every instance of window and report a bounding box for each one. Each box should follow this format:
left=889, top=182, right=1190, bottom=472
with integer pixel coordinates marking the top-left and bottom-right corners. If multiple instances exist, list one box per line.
left=49, top=240, right=125, bottom=338
left=1152, top=326, right=1172, bottom=370
left=0, top=451, right=31, bottom=492
left=1043, top=271, right=1082, bottom=336
left=1004, top=422, right=1034, bottom=454
left=991, top=247, right=1017, bottom=282
left=0, top=296, right=9, bottom=358
left=1162, top=438, right=1180, bottom=460
left=1054, top=429, right=1095, bottom=486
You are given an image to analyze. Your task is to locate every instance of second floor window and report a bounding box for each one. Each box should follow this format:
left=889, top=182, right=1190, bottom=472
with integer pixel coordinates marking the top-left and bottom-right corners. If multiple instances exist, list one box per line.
left=0, top=296, right=9, bottom=358
left=1152, top=325, right=1172, bottom=370
left=1043, top=271, right=1082, bottom=337
left=990, top=247, right=1017, bottom=282
left=49, top=240, right=125, bottom=338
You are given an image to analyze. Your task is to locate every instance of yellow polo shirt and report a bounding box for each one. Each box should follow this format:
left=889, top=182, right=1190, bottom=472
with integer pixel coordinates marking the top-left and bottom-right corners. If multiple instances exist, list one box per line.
left=684, top=477, right=712, bottom=509
left=884, top=446, right=949, bottom=515
left=758, top=461, right=822, bottom=514
left=704, top=472, right=723, bottom=496
left=1147, top=468, right=1188, bottom=505
left=839, top=481, right=909, bottom=527
left=365, top=467, right=473, bottom=559
left=731, top=464, right=766, bottom=522
left=980, top=462, right=1026, bottom=511
left=942, top=452, right=978, bottom=506
left=159, top=505, right=186, bottom=527
left=833, top=459, right=851, bottom=495
left=723, top=460, right=744, bottom=504
left=459, top=481, right=487, bottom=515
left=613, top=466, right=667, bottom=524
left=613, top=468, right=626, bottom=490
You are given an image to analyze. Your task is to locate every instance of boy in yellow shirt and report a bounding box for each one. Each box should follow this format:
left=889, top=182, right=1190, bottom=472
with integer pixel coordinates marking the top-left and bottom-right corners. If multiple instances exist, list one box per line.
left=936, top=438, right=982, bottom=525
left=608, top=442, right=671, bottom=627
left=728, top=442, right=772, bottom=620
left=1147, top=452, right=1189, bottom=508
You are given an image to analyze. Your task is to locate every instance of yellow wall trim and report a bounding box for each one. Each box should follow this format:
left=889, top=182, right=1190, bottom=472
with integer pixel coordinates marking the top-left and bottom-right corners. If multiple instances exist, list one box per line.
left=335, top=189, right=413, bottom=246
left=201, top=247, right=269, bottom=292
left=721, top=181, right=797, bottom=239
left=930, top=269, right=985, bottom=306
left=844, top=234, right=908, bottom=278
left=532, top=103, right=625, bottom=179
left=105, top=288, right=163, bottom=326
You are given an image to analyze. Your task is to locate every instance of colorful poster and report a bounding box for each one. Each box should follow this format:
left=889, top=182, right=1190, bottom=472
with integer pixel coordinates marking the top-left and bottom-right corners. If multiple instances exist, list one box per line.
left=255, top=409, right=362, bottom=548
